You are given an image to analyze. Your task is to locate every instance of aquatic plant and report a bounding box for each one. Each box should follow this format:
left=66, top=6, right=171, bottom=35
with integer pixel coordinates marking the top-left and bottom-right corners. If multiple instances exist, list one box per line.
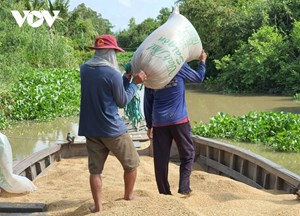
left=193, top=111, right=300, bottom=152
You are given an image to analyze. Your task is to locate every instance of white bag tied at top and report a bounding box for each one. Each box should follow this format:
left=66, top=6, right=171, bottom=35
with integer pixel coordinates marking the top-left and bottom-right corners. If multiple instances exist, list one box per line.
left=0, top=133, right=37, bottom=193
left=131, top=6, right=202, bottom=89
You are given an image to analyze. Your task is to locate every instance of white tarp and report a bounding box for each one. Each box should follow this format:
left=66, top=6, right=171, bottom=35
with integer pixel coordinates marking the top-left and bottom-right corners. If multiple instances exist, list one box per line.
left=131, top=6, right=202, bottom=89
left=0, top=133, right=37, bottom=193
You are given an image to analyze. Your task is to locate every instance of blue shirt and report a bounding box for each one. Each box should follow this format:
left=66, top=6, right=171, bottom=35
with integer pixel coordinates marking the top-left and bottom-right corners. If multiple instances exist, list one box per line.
left=144, top=62, right=206, bottom=128
left=78, top=64, right=137, bottom=137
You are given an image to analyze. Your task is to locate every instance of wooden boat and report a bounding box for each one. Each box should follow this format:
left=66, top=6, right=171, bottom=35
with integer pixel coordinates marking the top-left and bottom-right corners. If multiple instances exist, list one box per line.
left=12, top=134, right=300, bottom=198
left=192, top=136, right=300, bottom=195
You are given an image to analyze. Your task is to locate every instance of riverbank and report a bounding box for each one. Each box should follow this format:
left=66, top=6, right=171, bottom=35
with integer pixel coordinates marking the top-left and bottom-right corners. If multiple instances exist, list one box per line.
left=1, top=146, right=299, bottom=216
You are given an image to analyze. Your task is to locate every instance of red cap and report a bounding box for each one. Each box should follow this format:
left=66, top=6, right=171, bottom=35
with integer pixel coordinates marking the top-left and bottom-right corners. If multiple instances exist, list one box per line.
left=87, top=34, right=125, bottom=52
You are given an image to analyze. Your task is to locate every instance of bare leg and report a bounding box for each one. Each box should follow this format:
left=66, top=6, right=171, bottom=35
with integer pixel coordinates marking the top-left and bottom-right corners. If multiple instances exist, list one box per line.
left=124, top=168, right=137, bottom=200
left=89, top=174, right=103, bottom=213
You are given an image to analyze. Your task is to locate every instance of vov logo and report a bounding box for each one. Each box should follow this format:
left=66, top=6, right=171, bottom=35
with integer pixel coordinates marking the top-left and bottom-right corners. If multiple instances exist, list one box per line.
left=11, top=10, right=60, bottom=28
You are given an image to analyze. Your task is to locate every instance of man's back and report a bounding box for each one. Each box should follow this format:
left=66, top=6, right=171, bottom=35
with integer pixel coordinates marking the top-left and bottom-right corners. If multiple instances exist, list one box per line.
left=78, top=64, right=128, bottom=137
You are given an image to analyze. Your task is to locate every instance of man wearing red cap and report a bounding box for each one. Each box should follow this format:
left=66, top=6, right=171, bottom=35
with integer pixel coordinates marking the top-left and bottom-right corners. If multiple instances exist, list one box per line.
left=78, top=34, right=147, bottom=213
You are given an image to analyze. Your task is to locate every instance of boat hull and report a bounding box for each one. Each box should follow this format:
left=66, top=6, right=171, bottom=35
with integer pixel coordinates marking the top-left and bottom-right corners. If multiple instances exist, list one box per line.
left=12, top=136, right=300, bottom=197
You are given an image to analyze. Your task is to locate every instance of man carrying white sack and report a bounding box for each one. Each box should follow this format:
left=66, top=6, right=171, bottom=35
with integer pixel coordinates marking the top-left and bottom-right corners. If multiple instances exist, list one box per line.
left=144, top=50, right=207, bottom=195
left=0, top=133, right=37, bottom=193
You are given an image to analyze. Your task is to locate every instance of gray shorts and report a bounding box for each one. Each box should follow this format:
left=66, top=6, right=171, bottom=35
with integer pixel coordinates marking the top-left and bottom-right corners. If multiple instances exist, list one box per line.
left=86, top=132, right=140, bottom=174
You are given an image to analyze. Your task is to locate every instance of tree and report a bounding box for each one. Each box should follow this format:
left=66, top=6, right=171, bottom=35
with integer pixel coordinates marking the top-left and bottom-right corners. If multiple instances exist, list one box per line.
left=49, top=0, right=70, bottom=18
left=213, top=26, right=289, bottom=94
left=117, top=7, right=171, bottom=49
left=128, top=17, right=137, bottom=29
left=157, top=7, right=172, bottom=25
left=279, top=21, right=300, bottom=94
left=177, top=0, right=269, bottom=77
left=66, top=3, right=113, bottom=50
left=117, top=17, right=160, bottom=50
left=23, top=0, right=48, bottom=10
left=267, top=0, right=300, bottom=33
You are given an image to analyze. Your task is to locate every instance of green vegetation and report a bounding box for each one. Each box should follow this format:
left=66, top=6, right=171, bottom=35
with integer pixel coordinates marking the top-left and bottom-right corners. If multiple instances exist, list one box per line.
left=0, top=0, right=112, bottom=93
left=192, top=112, right=300, bottom=152
left=8, top=68, right=80, bottom=121
left=0, top=68, right=80, bottom=128
left=117, top=0, right=300, bottom=96
left=117, top=51, right=134, bottom=66
left=174, top=0, right=300, bottom=96
left=294, top=93, right=300, bottom=101
left=2, top=0, right=299, bottom=96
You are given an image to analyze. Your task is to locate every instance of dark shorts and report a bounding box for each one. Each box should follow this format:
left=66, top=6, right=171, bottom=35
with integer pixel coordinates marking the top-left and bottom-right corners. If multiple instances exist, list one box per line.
left=86, top=132, right=140, bottom=174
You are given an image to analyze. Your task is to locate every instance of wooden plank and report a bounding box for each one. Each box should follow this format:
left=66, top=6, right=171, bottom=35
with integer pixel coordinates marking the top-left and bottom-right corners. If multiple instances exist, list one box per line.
left=0, top=213, right=46, bottom=216
left=0, top=202, right=46, bottom=213
left=129, top=131, right=149, bottom=141
left=198, top=155, right=263, bottom=189
left=13, top=144, right=61, bottom=175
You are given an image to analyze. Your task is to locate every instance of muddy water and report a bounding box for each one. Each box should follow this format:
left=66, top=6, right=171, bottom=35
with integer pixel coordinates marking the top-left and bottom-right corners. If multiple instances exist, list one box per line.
left=1, top=116, right=82, bottom=161
left=185, top=85, right=300, bottom=125
left=1, top=86, right=300, bottom=175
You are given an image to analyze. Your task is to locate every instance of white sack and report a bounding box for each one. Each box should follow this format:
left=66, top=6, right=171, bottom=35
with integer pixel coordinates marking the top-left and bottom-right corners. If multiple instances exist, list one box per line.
left=131, top=6, right=202, bottom=89
left=0, top=133, right=37, bottom=193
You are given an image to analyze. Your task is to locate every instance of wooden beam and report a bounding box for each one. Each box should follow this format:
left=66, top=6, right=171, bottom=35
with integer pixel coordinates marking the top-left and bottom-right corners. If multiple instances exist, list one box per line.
left=0, top=202, right=46, bottom=213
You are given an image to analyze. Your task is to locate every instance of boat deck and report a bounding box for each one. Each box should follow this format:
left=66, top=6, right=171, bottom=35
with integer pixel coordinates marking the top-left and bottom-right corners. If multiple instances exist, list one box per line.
left=12, top=133, right=300, bottom=198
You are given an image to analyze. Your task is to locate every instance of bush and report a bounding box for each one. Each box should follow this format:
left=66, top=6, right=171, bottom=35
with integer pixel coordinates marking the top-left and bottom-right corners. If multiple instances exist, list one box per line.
left=8, top=68, right=80, bottom=121
left=193, top=111, right=300, bottom=152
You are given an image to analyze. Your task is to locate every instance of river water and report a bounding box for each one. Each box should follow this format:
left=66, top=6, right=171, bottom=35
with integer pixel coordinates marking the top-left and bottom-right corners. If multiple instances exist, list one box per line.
left=1, top=85, right=300, bottom=175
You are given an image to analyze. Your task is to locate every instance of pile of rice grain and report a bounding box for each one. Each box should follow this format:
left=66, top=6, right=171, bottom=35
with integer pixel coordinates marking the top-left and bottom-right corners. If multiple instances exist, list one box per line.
left=1, top=149, right=299, bottom=216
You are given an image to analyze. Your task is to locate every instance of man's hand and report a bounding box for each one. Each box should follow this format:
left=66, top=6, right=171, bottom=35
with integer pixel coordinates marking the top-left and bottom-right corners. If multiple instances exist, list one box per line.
left=133, top=71, right=147, bottom=84
left=199, top=50, right=207, bottom=63
left=124, top=73, right=132, bottom=81
left=147, top=128, right=153, bottom=139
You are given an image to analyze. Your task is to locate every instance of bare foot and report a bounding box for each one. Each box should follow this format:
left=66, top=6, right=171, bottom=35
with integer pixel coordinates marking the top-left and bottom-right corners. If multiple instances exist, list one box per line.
left=89, top=205, right=101, bottom=213
left=124, top=194, right=134, bottom=200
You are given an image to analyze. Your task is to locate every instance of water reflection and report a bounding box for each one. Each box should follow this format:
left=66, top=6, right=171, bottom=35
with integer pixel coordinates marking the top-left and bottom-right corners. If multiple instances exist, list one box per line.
left=1, top=116, right=84, bottom=161
left=1, top=87, right=300, bottom=175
